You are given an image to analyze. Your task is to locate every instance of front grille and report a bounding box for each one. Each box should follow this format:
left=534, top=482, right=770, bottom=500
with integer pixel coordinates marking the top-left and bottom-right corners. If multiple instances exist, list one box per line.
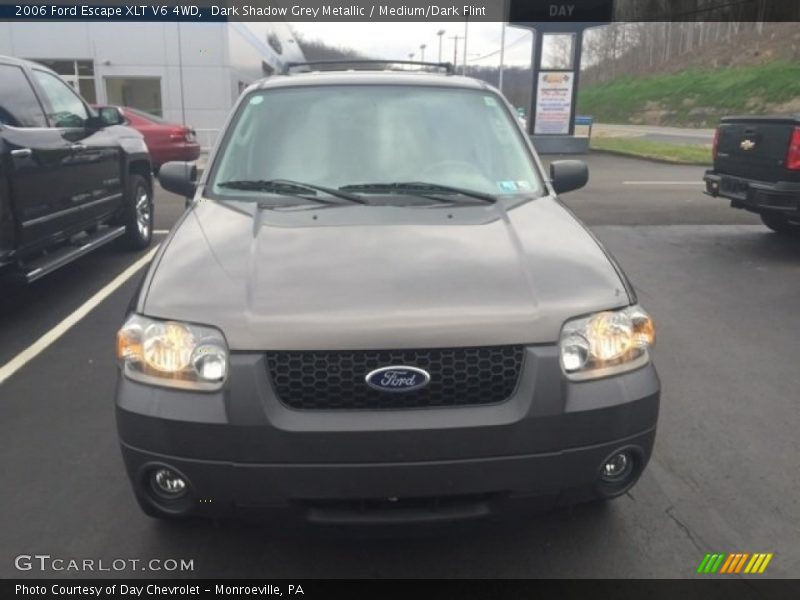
left=265, top=346, right=525, bottom=410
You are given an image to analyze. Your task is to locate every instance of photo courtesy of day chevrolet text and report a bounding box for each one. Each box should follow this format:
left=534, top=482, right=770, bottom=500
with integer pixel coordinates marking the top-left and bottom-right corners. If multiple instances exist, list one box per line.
left=15, top=584, right=302, bottom=597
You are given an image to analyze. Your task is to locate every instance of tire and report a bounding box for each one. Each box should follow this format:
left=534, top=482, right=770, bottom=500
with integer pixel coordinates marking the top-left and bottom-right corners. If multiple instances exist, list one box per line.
left=120, top=173, right=154, bottom=250
left=760, top=212, right=800, bottom=236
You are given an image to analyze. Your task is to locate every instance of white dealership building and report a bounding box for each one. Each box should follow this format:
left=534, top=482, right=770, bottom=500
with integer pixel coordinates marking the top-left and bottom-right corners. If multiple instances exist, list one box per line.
left=0, top=21, right=304, bottom=147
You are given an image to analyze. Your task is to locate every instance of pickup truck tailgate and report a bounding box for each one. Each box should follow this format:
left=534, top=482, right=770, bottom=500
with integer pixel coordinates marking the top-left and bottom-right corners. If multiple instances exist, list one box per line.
left=715, top=117, right=798, bottom=182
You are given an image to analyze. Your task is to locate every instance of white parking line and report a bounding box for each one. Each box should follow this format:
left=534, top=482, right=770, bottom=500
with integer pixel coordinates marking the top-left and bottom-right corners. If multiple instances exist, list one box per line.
left=623, top=181, right=704, bottom=185
left=0, top=246, right=159, bottom=386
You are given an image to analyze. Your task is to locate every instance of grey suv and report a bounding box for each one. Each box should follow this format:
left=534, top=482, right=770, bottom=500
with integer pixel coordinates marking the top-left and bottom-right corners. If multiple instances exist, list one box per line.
left=116, top=62, right=660, bottom=523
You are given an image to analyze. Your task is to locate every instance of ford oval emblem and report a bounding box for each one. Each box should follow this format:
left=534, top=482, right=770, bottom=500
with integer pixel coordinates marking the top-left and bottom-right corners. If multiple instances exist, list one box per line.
left=365, top=366, right=431, bottom=393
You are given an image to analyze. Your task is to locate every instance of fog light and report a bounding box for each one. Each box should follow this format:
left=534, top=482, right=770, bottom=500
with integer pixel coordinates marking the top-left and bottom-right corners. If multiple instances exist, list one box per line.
left=151, top=468, right=187, bottom=497
left=601, top=452, right=633, bottom=482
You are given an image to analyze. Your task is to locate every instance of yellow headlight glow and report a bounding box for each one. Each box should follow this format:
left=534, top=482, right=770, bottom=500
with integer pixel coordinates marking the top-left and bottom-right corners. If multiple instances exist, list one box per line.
left=630, top=308, right=656, bottom=348
left=586, top=311, right=633, bottom=361
left=560, top=305, right=655, bottom=381
left=143, top=322, right=195, bottom=373
left=117, top=315, right=229, bottom=391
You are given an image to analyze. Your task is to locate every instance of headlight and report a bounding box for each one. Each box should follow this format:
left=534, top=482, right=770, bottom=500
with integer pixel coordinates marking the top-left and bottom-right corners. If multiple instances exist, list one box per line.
left=117, top=315, right=228, bottom=391
left=559, top=305, right=655, bottom=381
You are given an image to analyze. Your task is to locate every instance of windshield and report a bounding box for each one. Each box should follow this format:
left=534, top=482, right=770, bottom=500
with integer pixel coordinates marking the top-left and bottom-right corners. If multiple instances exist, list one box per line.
left=208, top=85, right=544, bottom=200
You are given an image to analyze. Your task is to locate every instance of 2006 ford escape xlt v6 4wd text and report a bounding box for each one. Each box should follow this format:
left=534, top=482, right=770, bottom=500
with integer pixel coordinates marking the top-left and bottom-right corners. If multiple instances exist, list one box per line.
left=116, top=61, right=660, bottom=523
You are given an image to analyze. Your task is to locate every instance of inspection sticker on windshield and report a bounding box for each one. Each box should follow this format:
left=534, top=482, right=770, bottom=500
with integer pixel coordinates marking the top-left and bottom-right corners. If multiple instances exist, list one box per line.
left=497, top=181, right=518, bottom=193
left=249, top=95, right=264, bottom=105
left=483, top=96, right=499, bottom=107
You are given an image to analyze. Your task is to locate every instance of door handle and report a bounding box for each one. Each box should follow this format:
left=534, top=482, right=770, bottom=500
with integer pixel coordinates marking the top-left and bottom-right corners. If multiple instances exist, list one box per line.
left=70, top=143, right=87, bottom=152
left=10, top=148, right=33, bottom=158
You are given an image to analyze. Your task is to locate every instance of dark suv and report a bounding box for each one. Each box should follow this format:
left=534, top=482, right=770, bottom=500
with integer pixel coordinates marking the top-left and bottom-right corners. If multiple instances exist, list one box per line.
left=116, top=62, right=660, bottom=524
left=0, top=56, right=153, bottom=283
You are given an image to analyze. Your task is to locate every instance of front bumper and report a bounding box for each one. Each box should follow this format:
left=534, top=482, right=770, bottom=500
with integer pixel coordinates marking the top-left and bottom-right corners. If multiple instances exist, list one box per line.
left=116, top=347, right=660, bottom=523
left=704, top=171, right=800, bottom=215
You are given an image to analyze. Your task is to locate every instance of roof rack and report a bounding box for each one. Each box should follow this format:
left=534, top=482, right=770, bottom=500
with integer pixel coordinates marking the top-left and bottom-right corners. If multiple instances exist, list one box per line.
left=283, top=60, right=455, bottom=75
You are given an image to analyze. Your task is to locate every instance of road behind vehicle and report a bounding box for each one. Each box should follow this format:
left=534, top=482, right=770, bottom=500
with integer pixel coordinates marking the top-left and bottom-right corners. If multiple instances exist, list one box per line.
left=704, top=115, right=800, bottom=234
left=93, top=105, right=200, bottom=174
left=115, top=61, right=659, bottom=525
left=0, top=56, right=153, bottom=283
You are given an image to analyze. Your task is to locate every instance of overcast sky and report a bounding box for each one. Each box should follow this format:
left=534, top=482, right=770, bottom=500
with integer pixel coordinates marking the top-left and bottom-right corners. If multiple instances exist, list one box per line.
left=290, top=22, right=535, bottom=68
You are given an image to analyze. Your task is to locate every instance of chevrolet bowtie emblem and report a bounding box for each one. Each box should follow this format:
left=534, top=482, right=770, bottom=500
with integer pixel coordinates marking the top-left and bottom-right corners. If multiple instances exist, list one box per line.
left=740, top=139, right=756, bottom=151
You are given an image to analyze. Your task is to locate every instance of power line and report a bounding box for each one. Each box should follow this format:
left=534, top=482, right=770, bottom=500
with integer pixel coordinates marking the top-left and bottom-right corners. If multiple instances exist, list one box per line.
left=467, top=33, right=530, bottom=63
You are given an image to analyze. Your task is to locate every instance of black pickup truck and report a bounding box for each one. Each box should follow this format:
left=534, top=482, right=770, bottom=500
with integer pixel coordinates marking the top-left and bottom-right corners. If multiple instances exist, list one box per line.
left=0, top=55, right=153, bottom=283
left=704, top=115, right=800, bottom=235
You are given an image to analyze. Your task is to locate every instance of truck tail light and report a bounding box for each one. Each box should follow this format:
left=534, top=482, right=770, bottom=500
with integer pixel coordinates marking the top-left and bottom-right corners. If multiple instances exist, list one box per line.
left=787, top=127, right=800, bottom=171
left=712, top=127, right=720, bottom=159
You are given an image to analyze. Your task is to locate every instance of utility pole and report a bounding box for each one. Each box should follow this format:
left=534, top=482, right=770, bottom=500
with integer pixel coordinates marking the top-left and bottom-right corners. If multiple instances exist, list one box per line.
left=498, top=0, right=508, bottom=91
left=437, top=29, right=446, bottom=62
left=498, top=21, right=506, bottom=92
left=450, top=35, right=462, bottom=67
left=462, top=19, right=469, bottom=75
left=177, top=22, right=186, bottom=127
left=419, top=44, right=426, bottom=62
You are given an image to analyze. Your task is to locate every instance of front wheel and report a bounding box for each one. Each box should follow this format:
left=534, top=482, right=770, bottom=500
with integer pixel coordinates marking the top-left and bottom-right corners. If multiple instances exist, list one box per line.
left=760, top=212, right=800, bottom=236
left=120, top=173, right=154, bottom=250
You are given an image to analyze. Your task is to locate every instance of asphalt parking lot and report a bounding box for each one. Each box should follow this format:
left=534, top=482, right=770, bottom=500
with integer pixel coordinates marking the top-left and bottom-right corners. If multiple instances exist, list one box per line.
left=0, top=153, right=798, bottom=579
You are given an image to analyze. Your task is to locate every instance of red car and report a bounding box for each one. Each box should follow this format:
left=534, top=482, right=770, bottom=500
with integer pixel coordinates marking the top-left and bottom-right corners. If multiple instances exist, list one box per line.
left=93, top=105, right=200, bottom=173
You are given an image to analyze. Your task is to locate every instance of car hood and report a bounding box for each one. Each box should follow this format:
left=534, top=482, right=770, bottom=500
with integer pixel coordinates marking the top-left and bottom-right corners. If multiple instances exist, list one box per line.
left=141, top=197, right=630, bottom=350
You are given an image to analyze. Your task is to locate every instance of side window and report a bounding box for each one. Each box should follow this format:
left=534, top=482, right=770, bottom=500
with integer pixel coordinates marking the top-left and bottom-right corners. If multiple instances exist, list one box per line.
left=31, top=69, right=89, bottom=128
left=0, top=64, right=47, bottom=127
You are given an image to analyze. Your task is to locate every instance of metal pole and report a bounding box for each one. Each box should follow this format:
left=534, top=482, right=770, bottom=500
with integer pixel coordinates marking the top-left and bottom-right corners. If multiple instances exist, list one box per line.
left=450, top=35, right=461, bottom=66
left=566, top=30, right=583, bottom=137
left=177, top=22, right=186, bottom=127
left=498, top=22, right=506, bottom=92
left=462, top=19, right=469, bottom=75
left=528, top=30, right=542, bottom=136
left=420, top=44, right=426, bottom=62
left=437, top=30, right=445, bottom=62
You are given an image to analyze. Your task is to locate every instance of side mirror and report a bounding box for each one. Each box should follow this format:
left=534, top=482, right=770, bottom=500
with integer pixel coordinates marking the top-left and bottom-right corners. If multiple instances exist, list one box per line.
left=549, top=160, right=589, bottom=195
left=158, top=162, right=197, bottom=198
left=86, top=106, right=123, bottom=129
left=97, top=106, right=124, bottom=126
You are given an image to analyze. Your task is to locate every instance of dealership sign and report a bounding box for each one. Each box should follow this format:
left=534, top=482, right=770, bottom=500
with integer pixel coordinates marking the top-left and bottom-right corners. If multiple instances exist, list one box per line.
left=533, top=72, right=575, bottom=135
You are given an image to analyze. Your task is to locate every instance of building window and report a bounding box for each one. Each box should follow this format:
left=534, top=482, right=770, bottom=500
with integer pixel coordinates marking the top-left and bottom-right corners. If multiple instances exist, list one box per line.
left=104, top=77, right=162, bottom=116
left=29, top=59, right=97, bottom=103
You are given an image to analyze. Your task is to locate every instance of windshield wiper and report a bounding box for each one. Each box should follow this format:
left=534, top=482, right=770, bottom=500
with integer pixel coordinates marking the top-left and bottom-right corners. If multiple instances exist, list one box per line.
left=218, top=179, right=366, bottom=204
left=339, top=182, right=496, bottom=204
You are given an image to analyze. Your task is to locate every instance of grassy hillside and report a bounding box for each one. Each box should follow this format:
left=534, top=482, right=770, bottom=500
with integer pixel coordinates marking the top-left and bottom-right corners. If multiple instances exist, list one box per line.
left=590, top=138, right=712, bottom=165
left=578, top=61, right=800, bottom=127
